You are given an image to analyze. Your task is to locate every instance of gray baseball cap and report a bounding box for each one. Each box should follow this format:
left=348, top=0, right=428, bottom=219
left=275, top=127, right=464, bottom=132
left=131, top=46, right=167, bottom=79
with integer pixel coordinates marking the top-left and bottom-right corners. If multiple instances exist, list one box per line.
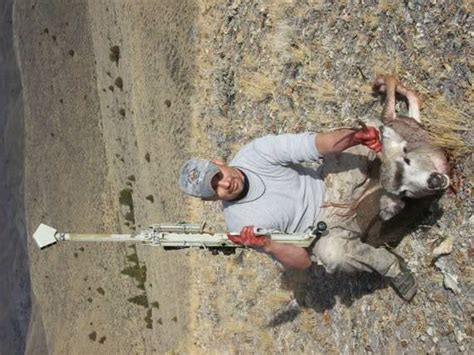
left=179, top=159, right=220, bottom=198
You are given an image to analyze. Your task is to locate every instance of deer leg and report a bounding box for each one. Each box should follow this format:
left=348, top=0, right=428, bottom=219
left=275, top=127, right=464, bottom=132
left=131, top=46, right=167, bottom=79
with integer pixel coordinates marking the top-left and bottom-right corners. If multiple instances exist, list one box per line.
left=380, top=75, right=399, bottom=124
left=373, top=75, right=399, bottom=123
left=396, top=82, right=421, bottom=123
left=372, top=74, right=387, bottom=93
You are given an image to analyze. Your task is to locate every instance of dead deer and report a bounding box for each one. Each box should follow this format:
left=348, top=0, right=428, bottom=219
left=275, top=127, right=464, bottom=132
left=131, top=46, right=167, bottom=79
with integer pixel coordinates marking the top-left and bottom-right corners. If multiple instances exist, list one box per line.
left=323, top=75, right=450, bottom=220
left=371, top=75, right=450, bottom=221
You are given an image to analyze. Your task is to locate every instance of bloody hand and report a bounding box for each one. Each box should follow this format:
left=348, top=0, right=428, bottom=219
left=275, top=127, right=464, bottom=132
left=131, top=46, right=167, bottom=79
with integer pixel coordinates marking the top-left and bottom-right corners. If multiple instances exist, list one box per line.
left=227, top=226, right=269, bottom=248
left=352, top=125, right=382, bottom=153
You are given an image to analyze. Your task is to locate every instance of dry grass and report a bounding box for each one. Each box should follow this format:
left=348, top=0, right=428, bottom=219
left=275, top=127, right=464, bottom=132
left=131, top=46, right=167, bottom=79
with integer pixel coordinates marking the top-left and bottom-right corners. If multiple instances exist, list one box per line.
left=288, top=44, right=308, bottom=63
left=351, top=79, right=375, bottom=106
left=461, top=0, right=473, bottom=12
left=378, top=0, right=401, bottom=12
left=266, top=13, right=312, bottom=65
left=301, top=51, right=324, bottom=77
left=371, top=54, right=402, bottom=79
left=363, top=12, right=380, bottom=30
left=296, top=79, right=337, bottom=103
left=306, top=108, right=335, bottom=128
left=254, top=330, right=275, bottom=353
left=264, top=0, right=324, bottom=18
left=238, top=72, right=276, bottom=101
left=368, top=70, right=471, bottom=158
left=218, top=319, right=251, bottom=335
left=199, top=262, right=219, bottom=285
left=418, top=89, right=471, bottom=158
left=418, top=57, right=439, bottom=76
left=267, top=22, right=296, bottom=64
left=240, top=53, right=260, bottom=72
left=263, top=289, right=292, bottom=308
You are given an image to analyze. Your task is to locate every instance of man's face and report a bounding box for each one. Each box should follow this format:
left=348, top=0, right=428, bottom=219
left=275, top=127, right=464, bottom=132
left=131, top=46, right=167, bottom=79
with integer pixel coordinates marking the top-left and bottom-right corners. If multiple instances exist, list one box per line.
left=210, top=160, right=245, bottom=201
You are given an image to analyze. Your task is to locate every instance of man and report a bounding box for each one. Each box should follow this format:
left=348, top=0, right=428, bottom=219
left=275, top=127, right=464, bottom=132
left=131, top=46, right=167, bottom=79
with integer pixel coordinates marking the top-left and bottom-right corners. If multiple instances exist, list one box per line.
left=179, top=127, right=417, bottom=301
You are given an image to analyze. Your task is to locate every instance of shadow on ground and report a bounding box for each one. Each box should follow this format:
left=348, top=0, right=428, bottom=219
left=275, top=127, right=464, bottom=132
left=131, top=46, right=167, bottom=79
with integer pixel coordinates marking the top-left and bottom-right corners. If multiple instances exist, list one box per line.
left=266, top=193, right=444, bottom=328
left=267, top=267, right=386, bottom=327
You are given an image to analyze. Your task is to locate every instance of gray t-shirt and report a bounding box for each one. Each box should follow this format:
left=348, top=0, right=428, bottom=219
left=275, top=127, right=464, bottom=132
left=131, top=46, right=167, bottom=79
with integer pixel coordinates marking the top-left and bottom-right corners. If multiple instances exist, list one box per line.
left=223, top=133, right=325, bottom=233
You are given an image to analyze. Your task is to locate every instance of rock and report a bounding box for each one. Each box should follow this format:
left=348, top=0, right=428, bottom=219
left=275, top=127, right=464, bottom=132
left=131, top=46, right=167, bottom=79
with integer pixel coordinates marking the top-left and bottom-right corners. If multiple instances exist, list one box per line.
left=455, top=330, right=466, bottom=343
left=443, top=272, right=461, bottom=294
left=432, top=237, right=454, bottom=260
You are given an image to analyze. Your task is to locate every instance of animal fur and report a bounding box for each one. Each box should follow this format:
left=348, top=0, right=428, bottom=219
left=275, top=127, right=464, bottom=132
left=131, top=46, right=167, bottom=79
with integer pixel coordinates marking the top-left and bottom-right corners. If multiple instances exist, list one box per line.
left=358, top=75, right=450, bottom=247
left=372, top=75, right=449, bottom=221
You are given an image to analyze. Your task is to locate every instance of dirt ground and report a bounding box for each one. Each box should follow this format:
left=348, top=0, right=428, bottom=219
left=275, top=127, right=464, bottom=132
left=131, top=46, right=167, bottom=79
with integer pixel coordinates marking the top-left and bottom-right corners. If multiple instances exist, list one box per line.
left=12, top=0, right=472, bottom=353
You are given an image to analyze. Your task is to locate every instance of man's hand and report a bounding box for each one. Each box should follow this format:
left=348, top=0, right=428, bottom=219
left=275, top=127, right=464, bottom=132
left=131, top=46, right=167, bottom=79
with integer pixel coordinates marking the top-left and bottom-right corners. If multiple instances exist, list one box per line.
left=352, top=125, right=382, bottom=153
left=228, top=226, right=312, bottom=270
left=227, top=226, right=269, bottom=248
left=315, top=125, right=382, bottom=155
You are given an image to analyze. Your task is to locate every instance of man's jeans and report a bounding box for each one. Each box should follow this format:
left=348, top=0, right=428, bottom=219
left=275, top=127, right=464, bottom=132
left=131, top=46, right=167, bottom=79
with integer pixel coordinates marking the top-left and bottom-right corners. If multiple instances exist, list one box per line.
left=311, top=146, right=401, bottom=278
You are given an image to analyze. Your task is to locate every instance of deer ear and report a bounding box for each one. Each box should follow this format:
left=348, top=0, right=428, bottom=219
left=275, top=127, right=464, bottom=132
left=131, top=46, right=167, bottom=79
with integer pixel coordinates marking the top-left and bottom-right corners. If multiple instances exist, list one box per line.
left=379, top=192, right=405, bottom=220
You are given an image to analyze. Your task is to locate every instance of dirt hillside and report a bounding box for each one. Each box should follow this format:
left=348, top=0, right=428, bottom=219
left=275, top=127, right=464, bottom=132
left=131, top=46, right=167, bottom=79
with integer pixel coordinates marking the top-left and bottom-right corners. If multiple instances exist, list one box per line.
left=15, top=0, right=472, bottom=353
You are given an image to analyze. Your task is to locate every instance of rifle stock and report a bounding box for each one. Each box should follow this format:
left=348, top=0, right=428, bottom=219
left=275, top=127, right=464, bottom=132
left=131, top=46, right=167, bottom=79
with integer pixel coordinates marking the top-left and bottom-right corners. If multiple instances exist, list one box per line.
left=32, top=223, right=319, bottom=249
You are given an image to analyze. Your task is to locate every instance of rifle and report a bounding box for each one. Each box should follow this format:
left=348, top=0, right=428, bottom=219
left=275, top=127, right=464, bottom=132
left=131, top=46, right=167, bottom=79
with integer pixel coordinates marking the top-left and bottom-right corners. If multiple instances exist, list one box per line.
left=32, top=222, right=328, bottom=250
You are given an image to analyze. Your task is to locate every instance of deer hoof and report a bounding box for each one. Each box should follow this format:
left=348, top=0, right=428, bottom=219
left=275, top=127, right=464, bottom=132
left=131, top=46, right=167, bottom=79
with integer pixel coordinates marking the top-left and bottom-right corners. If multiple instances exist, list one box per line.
left=372, top=75, right=387, bottom=92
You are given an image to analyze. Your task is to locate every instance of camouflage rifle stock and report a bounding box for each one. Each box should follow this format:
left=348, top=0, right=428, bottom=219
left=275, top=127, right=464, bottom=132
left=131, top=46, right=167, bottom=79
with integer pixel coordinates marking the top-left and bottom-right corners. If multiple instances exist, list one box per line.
left=32, top=222, right=327, bottom=250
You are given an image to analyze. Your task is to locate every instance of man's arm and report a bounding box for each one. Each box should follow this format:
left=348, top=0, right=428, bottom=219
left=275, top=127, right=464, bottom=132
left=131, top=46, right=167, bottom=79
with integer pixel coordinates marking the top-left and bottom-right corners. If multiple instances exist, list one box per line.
left=315, top=127, right=382, bottom=155
left=228, top=226, right=312, bottom=270
left=247, top=126, right=380, bottom=167
left=262, top=239, right=312, bottom=270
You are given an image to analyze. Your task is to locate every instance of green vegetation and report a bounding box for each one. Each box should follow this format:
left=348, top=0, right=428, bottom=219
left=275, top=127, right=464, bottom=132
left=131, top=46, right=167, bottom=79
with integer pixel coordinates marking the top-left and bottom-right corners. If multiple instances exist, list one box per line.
left=109, top=45, right=120, bottom=64
left=119, top=188, right=135, bottom=225
left=88, top=331, right=97, bottom=341
left=114, top=77, right=123, bottom=90
left=145, top=309, right=153, bottom=329
left=121, top=246, right=146, bottom=290
left=126, top=252, right=139, bottom=264
left=119, top=188, right=133, bottom=207
left=121, top=264, right=147, bottom=290
left=127, top=294, right=149, bottom=308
